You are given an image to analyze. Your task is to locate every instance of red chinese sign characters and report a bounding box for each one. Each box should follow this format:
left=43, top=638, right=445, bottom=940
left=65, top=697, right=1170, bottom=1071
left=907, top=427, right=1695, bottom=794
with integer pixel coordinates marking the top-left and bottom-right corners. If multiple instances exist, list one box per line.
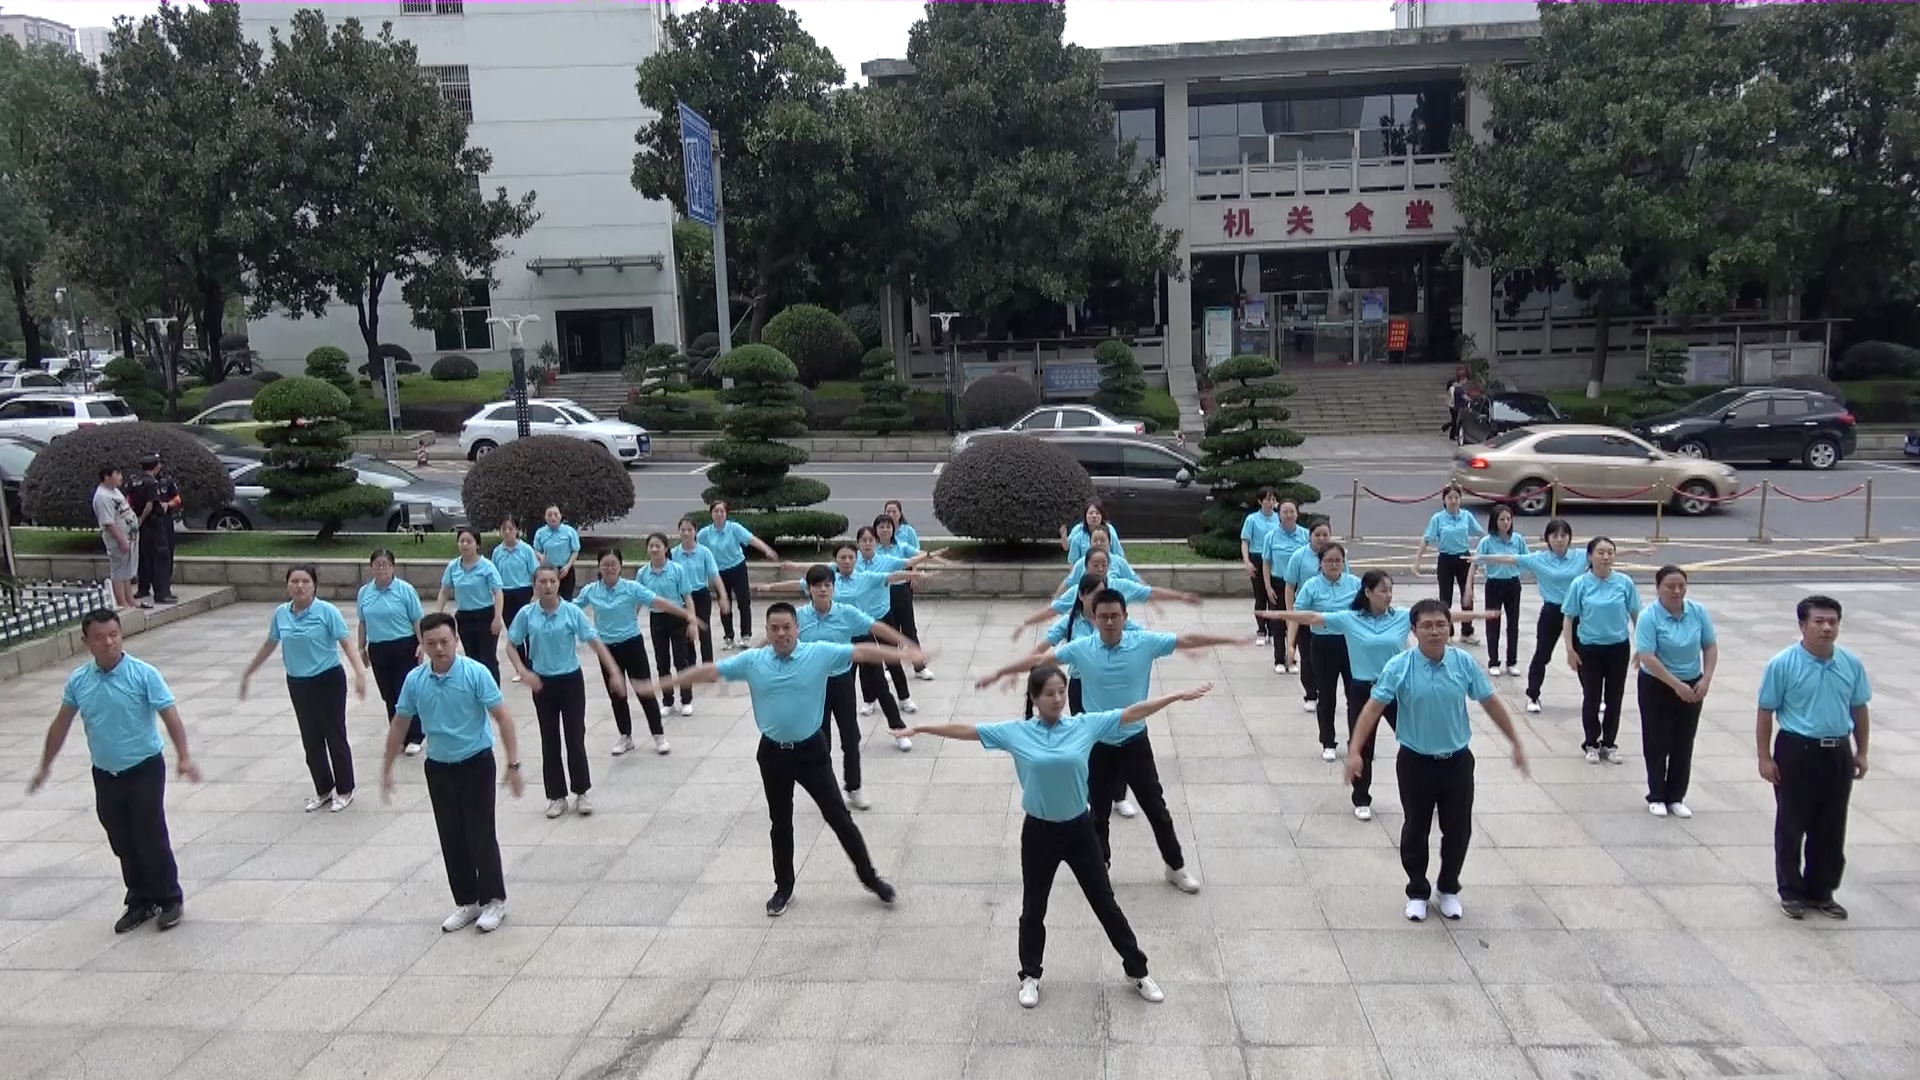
left=1222, top=207, right=1254, bottom=238
left=1346, top=202, right=1374, bottom=233
left=1406, top=199, right=1436, bottom=230
left=1286, top=205, right=1314, bottom=235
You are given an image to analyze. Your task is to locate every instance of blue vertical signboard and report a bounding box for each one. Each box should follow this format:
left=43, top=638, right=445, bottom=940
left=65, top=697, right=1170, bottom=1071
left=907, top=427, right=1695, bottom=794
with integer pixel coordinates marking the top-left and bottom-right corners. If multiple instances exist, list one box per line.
left=677, top=102, right=717, bottom=228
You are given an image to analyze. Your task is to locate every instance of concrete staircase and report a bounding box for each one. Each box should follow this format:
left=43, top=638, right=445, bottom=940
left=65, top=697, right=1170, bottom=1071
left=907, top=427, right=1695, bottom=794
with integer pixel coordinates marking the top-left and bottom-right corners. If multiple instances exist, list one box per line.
left=1164, top=356, right=1206, bottom=437
left=1271, top=363, right=1454, bottom=438
left=548, top=372, right=632, bottom=417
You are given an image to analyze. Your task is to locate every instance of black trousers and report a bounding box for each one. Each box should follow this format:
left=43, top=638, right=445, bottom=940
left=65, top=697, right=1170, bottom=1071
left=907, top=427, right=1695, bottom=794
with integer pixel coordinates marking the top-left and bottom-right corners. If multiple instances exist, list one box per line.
left=888, top=582, right=925, bottom=672
left=1018, top=813, right=1148, bottom=981
left=756, top=728, right=879, bottom=890
left=288, top=666, right=353, bottom=796
left=649, top=611, right=695, bottom=705
left=1773, top=731, right=1855, bottom=904
left=425, top=749, right=506, bottom=906
left=1248, top=556, right=1269, bottom=635
left=850, top=634, right=905, bottom=730
left=555, top=568, right=576, bottom=601
left=135, top=517, right=174, bottom=599
left=689, top=588, right=717, bottom=664
left=455, top=607, right=500, bottom=687
left=532, top=669, right=590, bottom=799
left=501, top=586, right=534, bottom=670
left=1268, top=573, right=1291, bottom=665
left=1089, top=731, right=1184, bottom=870
left=604, top=637, right=663, bottom=737
left=1311, top=633, right=1353, bottom=749
left=1639, top=671, right=1703, bottom=804
left=1348, top=681, right=1397, bottom=808
left=870, top=611, right=912, bottom=701
left=717, top=563, right=753, bottom=639
left=1576, top=640, right=1631, bottom=750
left=368, top=637, right=423, bottom=746
left=1484, top=577, right=1522, bottom=666
left=1525, top=602, right=1565, bottom=702
left=1436, top=552, right=1475, bottom=638
left=821, top=669, right=864, bottom=792
left=93, top=753, right=182, bottom=909
left=1397, top=747, right=1475, bottom=900
left=1290, top=601, right=1318, bottom=700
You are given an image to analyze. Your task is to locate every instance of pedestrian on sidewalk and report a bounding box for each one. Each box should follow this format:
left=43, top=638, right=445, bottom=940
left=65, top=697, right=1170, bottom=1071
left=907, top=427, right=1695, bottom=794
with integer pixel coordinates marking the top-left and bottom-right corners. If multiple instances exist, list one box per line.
left=1295, top=542, right=1363, bottom=762
left=506, top=565, right=627, bottom=819
left=1412, top=484, right=1483, bottom=642
left=1279, top=520, right=1335, bottom=705
left=1347, top=598, right=1528, bottom=922
left=637, top=533, right=700, bottom=717
left=1634, top=566, right=1717, bottom=819
left=240, top=565, right=369, bottom=813
left=574, top=548, right=695, bottom=757
left=1758, top=594, right=1869, bottom=921
left=357, top=549, right=425, bottom=753
left=436, top=527, right=505, bottom=686
left=698, top=500, right=780, bottom=649
left=491, top=515, right=539, bottom=680
left=1562, top=537, right=1640, bottom=765
left=672, top=516, right=728, bottom=665
left=383, top=611, right=525, bottom=934
left=92, top=466, right=138, bottom=612
left=532, top=504, right=582, bottom=601
left=795, top=564, right=918, bottom=811
left=130, top=453, right=179, bottom=605
left=28, top=609, right=200, bottom=934
left=1475, top=504, right=1528, bottom=675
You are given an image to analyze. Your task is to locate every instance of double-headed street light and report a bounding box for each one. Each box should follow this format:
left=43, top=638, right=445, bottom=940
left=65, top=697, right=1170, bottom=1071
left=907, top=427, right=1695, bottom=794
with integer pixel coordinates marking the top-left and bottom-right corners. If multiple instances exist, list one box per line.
left=932, top=311, right=961, bottom=436
left=485, top=314, right=543, bottom=439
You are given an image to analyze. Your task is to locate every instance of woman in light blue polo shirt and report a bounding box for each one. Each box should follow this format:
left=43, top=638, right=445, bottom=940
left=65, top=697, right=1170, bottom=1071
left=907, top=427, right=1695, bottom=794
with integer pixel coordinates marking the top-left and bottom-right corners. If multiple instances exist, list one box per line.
left=532, top=505, right=582, bottom=601
left=1562, top=536, right=1640, bottom=765
left=577, top=547, right=698, bottom=757
left=638, top=533, right=700, bottom=718
left=1279, top=520, right=1335, bottom=697
left=1292, top=542, right=1363, bottom=762
left=1240, top=488, right=1282, bottom=640
left=1412, top=484, right=1484, bottom=643
left=491, top=515, right=539, bottom=675
left=884, top=499, right=919, bottom=550
left=1260, top=499, right=1312, bottom=664
left=699, top=500, right=780, bottom=650
left=673, top=516, right=728, bottom=667
left=856, top=524, right=946, bottom=709
left=1061, top=500, right=1125, bottom=565
left=357, top=549, right=425, bottom=754
left=1056, top=543, right=1140, bottom=599
left=240, top=565, right=368, bottom=813
left=875, top=514, right=934, bottom=683
left=435, top=527, right=505, bottom=687
left=898, top=666, right=1212, bottom=1010
left=507, top=564, right=627, bottom=819
left=1634, top=566, right=1717, bottom=817
left=1473, top=505, right=1529, bottom=676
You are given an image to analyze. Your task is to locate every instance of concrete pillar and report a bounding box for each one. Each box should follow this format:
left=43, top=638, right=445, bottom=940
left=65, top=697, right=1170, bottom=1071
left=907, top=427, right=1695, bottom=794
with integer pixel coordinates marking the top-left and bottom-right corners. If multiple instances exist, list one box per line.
left=1159, top=76, right=1202, bottom=433
left=1460, top=72, right=1495, bottom=366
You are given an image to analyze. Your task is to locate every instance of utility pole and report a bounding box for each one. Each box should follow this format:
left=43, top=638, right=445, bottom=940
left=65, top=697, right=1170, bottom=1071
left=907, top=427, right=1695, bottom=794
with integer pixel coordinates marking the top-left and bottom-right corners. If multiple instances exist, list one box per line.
left=486, top=314, right=543, bottom=439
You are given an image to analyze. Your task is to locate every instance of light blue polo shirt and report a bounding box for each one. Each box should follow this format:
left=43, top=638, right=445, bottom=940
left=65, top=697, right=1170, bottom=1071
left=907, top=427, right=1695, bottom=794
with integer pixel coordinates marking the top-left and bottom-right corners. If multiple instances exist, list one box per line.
left=507, top=600, right=598, bottom=677
left=1758, top=644, right=1870, bottom=739
left=1049, top=575, right=1151, bottom=614
left=875, top=541, right=920, bottom=563
left=1476, top=533, right=1530, bottom=580
left=490, top=541, right=538, bottom=591
left=1562, top=571, right=1641, bottom=646
left=1284, top=544, right=1327, bottom=589
left=856, top=551, right=908, bottom=576
left=1371, top=645, right=1496, bottom=757
left=60, top=653, right=172, bottom=774
left=1043, top=611, right=1141, bottom=646
left=1262, top=523, right=1311, bottom=572
left=357, top=578, right=424, bottom=644
left=442, top=557, right=503, bottom=612
left=1294, top=571, right=1362, bottom=636
left=1061, top=555, right=1139, bottom=592
left=796, top=601, right=875, bottom=676
left=396, top=656, right=503, bottom=764
left=716, top=641, right=853, bottom=742
left=895, top=521, right=920, bottom=549
left=1423, top=508, right=1485, bottom=555
left=978, top=709, right=1126, bottom=822
left=1053, top=630, right=1177, bottom=745
left=1321, top=609, right=1413, bottom=682
left=574, top=577, right=659, bottom=645
left=1634, top=599, right=1717, bottom=681
left=1516, top=549, right=1586, bottom=606
left=1066, top=522, right=1125, bottom=564
left=697, top=520, right=755, bottom=571
left=1241, top=509, right=1279, bottom=555
left=834, top=569, right=895, bottom=619
left=671, top=542, right=720, bottom=591
left=635, top=560, right=690, bottom=604
left=532, top=523, right=581, bottom=570
left=269, top=600, right=350, bottom=678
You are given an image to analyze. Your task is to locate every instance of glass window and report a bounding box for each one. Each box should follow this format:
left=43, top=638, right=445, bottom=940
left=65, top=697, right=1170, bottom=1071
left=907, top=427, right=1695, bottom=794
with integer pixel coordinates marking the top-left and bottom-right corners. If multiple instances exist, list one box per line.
left=0, top=441, right=35, bottom=475
left=1770, top=396, right=1811, bottom=417
left=1193, top=136, right=1239, bottom=169
left=22, top=374, right=59, bottom=388
left=1058, top=410, right=1098, bottom=429
left=1120, top=445, right=1186, bottom=480
left=1238, top=135, right=1270, bottom=165
left=88, top=399, right=134, bottom=418
left=355, top=459, right=420, bottom=483
left=1011, top=410, right=1057, bottom=432
left=1534, top=435, right=1609, bottom=457
left=1598, top=434, right=1655, bottom=459
left=1192, top=103, right=1237, bottom=137
left=524, top=404, right=563, bottom=424
left=434, top=280, right=493, bottom=352
left=231, top=463, right=262, bottom=484
left=1072, top=441, right=1124, bottom=478
left=557, top=405, right=599, bottom=424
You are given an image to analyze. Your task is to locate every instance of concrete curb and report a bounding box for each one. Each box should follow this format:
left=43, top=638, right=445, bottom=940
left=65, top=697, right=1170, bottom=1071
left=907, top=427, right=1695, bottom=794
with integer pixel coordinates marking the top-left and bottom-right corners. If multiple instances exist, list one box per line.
left=0, top=585, right=238, bottom=681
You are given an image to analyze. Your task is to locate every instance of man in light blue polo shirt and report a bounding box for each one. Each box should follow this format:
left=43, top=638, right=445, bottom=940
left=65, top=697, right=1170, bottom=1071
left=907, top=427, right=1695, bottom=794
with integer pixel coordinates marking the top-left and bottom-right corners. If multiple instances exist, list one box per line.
left=1757, top=594, right=1871, bottom=921
left=645, top=601, right=923, bottom=916
left=1348, top=599, right=1528, bottom=924
left=384, top=612, right=526, bottom=934
left=29, top=609, right=201, bottom=934
left=796, top=564, right=916, bottom=810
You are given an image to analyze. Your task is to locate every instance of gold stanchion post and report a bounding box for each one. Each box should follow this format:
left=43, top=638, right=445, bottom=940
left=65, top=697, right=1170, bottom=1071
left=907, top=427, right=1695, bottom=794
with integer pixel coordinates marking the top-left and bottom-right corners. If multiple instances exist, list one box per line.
left=1348, top=478, right=1361, bottom=541
left=1753, top=480, right=1771, bottom=544
left=1860, top=476, right=1875, bottom=542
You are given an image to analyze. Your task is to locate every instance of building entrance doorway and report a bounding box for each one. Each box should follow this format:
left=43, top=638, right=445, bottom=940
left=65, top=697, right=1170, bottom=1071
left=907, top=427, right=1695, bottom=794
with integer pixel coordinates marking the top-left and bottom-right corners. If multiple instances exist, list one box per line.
left=557, top=308, right=655, bottom=373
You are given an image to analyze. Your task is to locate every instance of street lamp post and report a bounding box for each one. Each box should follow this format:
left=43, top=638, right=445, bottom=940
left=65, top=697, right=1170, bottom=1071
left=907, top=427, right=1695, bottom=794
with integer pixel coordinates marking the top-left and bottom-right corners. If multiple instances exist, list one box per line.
left=932, top=311, right=961, bottom=436
left=486, top=314, right=543, bottom=440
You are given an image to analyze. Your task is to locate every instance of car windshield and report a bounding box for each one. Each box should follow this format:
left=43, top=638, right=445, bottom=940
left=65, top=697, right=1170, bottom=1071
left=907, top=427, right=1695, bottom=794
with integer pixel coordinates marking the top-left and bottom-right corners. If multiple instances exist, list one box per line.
left=557, top=405, right=598, bottom=423
left=1484, top=429, right=1534, bottom=450
left=1672, top=389, right=1748, bottom=418
left=354, top=459, right=421, bottom=484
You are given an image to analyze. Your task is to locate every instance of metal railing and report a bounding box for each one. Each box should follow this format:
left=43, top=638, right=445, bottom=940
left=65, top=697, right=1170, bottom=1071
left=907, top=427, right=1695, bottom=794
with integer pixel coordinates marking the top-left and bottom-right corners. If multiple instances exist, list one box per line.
left=1194, top=129, right=1453, bottom=201
left=0, top=579, right=114, bottom=650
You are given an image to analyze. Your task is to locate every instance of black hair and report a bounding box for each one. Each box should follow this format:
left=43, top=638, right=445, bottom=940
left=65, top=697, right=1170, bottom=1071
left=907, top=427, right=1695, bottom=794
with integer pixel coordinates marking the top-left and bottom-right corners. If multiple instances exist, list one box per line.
left=499, top=514, right=521, bottom=531
left=419, top=611, right=456, bottom=636
left=1654, top=564, right=1687, bottom=587
left=1796, top=594, right=1843, bottom=623
left=1258, top=486, right=1278, bottom=502
left=873, top=514, right=895, bottom=535
left=855, top=524, right=878, bottom=544
left=534, top=565, right=561, bottom=581
left=644, top=532, right=671, bottom=555
left=455, top=526, right=483, bottom=547
left=1353, top=569, right=1392, bottom=612
left=1318, top=542, right=1347, bottom=571
left=835, top=541, right=858, bottom=558
left=81, top=607, right=120, bottom=634
left=678, top=515, right=699, bottom=532
left=1023, top=663, right=1070, bottom=720
left=804, top=564, right=835, bottom=588
left=1586, top=535, right=1615, bottom=556
left=766, top=600, right=797, bottom=624
left=1309, top=519, right=1333, bottom=539
left=97, top=465, right=119, bottom=482
left=368, top=548, right=396, bottom=565
left=598, top=547, right=625, bottom=566
left=1091, top=587, right=1129, bottom=614
left=1066, top=573, right=1105, bottom=640
left=1409, top=597, right=1450, bottom=626
left=1543, top=517, right=1573, bottom=543
left=285, top=563, right=317, bottom=584
left=884, top=498, right=908, bottom=523
left=1489, top=504, right=1515, bottom=538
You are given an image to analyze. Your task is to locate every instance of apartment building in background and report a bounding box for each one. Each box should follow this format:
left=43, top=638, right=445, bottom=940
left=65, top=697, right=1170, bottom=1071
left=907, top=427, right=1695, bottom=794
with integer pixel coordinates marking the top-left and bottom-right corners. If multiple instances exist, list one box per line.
left=0, top=10, right=77, bottom=52
left=1394, top=1, right=1539, bottom=29
left=75, top=25, right=110, bottom=68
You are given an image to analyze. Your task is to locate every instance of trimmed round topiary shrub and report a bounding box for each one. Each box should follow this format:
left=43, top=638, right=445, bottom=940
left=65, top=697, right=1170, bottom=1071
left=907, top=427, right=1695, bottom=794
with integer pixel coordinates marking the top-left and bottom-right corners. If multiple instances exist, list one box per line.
left=253, top=376, right=392, bottom=540
left=1091, top=338, right=1146, bottom=419
left=430, top=354, right=480, bottom=381
left=101, top=357, right=165, bottom=420
left=21, top=422, right=235, bottom=529
left=761, top=304, right=862, bottom=387
left=841, top=304, right=882, bottom=351
left=201, top=376, right=266, bottom=409
left=849, top=346, right=911, bottom=435
left=934, top=435, right=1095, bottom=543
left=1835, top=340, right=1920, bottom=381
left=689, top=332, right=721, bottom=360
left=960, top=373, right=1040, bottom=429
left=462, top=434, right=635, bottom=530
left=304, top=345, right=358, bottom=403
left=255, top=369, right=284, bottom=384
left=697, top=343, right=846, bottom=541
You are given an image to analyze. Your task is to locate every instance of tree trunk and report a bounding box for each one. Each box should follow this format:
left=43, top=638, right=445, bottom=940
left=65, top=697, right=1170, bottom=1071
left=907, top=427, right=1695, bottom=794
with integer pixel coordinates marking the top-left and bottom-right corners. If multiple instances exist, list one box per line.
left=356, top=276, right=383, bottom=365
left=9, top=267, right=43, bottom=365
left=1585, top=290, right=1615, bottom=400
left=162, top=319, right=184, bottom=420
left=196, top=283, right=226, bottom=384
left=118, top=318, right=136, bottom=359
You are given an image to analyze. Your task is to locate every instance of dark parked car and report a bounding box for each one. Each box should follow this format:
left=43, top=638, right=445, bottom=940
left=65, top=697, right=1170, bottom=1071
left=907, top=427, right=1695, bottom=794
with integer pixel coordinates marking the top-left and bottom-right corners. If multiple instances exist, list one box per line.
left=1629, top=387, right=1856, bottom=470
left=1461, top=392, right=1568, bottom=444
left=1049, top=434, right=1208, bottom=540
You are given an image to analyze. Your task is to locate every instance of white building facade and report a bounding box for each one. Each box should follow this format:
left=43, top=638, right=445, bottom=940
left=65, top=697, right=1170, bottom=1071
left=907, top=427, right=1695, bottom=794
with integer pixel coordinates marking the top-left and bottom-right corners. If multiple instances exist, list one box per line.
left=75, top=26, right=109, bottom=68
left=0, top=12, right=77, bottom=52
left=237, top=0, right=682, bottom=375
left=1394, top=1, right=1539, bottom=30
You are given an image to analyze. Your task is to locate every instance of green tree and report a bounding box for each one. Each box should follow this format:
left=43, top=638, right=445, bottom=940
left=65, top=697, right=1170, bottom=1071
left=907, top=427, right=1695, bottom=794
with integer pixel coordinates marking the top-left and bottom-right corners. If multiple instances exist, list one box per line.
left=761, top=304, right=861, bottom=386
left=1191, top=354, right=1316, bottom=560
left=1090, top=338, right=1146, bottom=419
left=0, top=38, right=89, bottom=366
left=673, top=219, right=717, bottom=340
left=1630, top=339, right=1691, bottom=418
left=1451, top=0, right=1809, bottom=398
left=849, top=346, right=911, bottom=434
left=623, top=342, right=698, bottom=431
left=249, top=11, right=538, bottom=362
left=253, top=376, right=392, bottom=541
left=304, top=345, right=357, bottom=400
left=699, top=343, right=845, bottom=541
left=100, top=356, right=165, bottom=420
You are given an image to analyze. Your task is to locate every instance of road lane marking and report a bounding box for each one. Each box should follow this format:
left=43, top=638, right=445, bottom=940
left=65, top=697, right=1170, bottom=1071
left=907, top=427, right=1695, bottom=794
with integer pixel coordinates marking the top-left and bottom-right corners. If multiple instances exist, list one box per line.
left=686, top=463, right=714, bottom=475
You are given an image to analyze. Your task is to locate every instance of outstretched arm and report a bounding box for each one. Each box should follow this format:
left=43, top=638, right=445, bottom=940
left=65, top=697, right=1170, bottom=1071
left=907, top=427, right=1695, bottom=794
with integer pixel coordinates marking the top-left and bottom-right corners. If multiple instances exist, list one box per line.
left=641, top=662, right=725, bottom=700
left=1173, top=631, right=1253, bottom=651
left=894, top=721, right=985, bottom=742
left=1013, top=603, right=1063, bottom=638
left=1256, top=609, right=1325, bottom=627
left=1150, top=585, right=1203, bottom=606
left=851, top=641, right=926, bottom=669
left=1118, top=683, right=1214, bottom=727
left=977, top=645, right=1063, bottom=689
left=752, top=578, right=806, bottom=596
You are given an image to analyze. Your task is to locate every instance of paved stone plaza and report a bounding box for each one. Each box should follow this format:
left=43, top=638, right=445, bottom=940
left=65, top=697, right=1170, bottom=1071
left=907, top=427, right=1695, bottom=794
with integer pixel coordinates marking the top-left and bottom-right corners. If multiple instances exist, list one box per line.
left=1, top=586, right=1918, bottom=1080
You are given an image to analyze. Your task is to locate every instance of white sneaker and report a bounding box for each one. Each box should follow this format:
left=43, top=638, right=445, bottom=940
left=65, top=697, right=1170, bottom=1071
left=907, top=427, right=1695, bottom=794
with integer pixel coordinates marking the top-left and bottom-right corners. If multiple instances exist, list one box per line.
left=1648, top=802, right=1669, bottom=818
left=914, top=667, right=934, bottom=681
left=1302, top=699, right=1317, bottom=713
left=678, top=702, right=694, bottom=717
left=1668, top=802, right=1693, bottom=819
left=895, top=736, right=913, bottom=752
left=511, top=673, right=522, bottom=684
left=1115, top=799, right=1139, bottom=819
left=574, top=793, right=593, bottom=816
left=1164, top=867, right=1200, bottom=894
left=1018, top=977, right=1041, bottom=1009
left=1354, top=805, right=1373, bottom=821
left=1437, top=893, right=1464, bottom=920
left=901, top=698, right=919, bottom=714
left=1505, top=666, right=1521, bottom=677
left=723, top=638, right=737, bottom=651
left=1255, top=635, right=1269, bottom=646
left=1134, top=976, right=1165, bottom=1003
left=1273, top=663, right=1286, bottom=674
left=847, top=789, right=871, bottom=811
left=859, top=702, right=875, bottom=717
left=1602, top=748, right=1626, bottom=765
left=1487, top=660, right=1500, bottom=674
left=654, top=735, right=671, bottom=755
left=1584, top=748, right=1601, bottom=765
left=1321, top=747, right=1338, bottom=762
left=329, top=791, right=354, bottom=813
left=404, top=742, right=422, bottom=757
left=1525, top=699, right=1542, bottom=714
left=476, top=900, right=506, bottom=933
left=441, top=904, right=481, bottom=932
left=304, top=791, right=333, bottom=813
left=1405, top=898, right=1429, bottom=922
left=612, top=735, right=635, bottom=757
left=545, top=799, right=567, bottom=819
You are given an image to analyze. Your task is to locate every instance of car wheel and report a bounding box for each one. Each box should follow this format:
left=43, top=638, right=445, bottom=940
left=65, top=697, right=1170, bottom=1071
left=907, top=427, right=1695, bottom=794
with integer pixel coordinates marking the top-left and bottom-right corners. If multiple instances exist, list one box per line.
left=1674, top=480, right=1717, bottom=516
left=1674, top=439, right=1710, bottom=459
left=1803, top=438, right=1840, bottom=471
left=207, top=509, right=251, bottom=531
left=469, top=439, right=498, bottom=461
left=1510, top=480, right=1552, bottom=516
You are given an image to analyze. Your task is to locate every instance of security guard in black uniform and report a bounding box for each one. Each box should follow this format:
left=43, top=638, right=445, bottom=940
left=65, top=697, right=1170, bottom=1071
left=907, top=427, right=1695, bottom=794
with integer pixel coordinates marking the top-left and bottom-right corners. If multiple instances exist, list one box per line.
left=131, top=453, right=180, bottom=605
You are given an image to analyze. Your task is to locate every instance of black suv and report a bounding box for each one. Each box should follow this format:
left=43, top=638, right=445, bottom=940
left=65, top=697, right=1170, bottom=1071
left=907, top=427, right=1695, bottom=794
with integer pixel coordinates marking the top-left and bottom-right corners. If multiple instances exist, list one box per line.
left=1629, top=388, right=1857, bottom=470
left=1048, top=433, right=1209, bottom=540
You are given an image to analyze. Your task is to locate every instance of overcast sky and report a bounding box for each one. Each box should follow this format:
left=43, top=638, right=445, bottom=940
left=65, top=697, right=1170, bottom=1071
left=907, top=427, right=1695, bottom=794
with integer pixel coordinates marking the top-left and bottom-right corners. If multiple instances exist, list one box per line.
left=2, top=1, right=1393, bottom=75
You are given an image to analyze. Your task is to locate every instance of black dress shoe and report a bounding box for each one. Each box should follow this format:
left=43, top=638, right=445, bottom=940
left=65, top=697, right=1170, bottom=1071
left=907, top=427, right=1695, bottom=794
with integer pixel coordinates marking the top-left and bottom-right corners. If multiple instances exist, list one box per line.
left=155, top=903, right=183, bottom=930
left=865, top=877, right=897, bottom=905
left=766, top=888, right=792, bottom=917
left=155, top=595, right=179, bottom=605
left=114, top=904, right=157, bottom=933
left=1810, top=899, right=1849, bottom=920
left=1780, top=899, right=1807, bottom=920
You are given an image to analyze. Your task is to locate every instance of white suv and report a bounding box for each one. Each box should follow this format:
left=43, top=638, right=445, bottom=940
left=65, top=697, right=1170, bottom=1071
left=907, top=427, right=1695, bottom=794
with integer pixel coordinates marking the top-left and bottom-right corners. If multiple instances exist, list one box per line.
left=458, top=398, right=652, bottom=465
left=0, top=393, right=137, bottom=440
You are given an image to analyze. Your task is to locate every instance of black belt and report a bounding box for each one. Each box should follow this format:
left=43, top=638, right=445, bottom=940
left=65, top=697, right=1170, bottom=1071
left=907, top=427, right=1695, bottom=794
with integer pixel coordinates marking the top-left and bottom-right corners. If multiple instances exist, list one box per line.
left=1402, top=746, right=1465, bottom=761
left=1783, top=731, right=1847, bottom=748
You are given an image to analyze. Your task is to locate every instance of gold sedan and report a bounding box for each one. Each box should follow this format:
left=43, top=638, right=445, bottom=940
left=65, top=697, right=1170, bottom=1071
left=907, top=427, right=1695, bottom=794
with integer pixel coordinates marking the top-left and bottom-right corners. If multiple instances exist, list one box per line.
left=1451, top=425, right=1742, bottom=516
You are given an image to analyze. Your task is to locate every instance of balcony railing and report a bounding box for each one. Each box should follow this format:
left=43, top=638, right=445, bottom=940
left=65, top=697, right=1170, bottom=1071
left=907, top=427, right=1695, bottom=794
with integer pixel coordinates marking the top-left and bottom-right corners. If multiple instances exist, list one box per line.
left=1193, top=128, right=1452, bottom=201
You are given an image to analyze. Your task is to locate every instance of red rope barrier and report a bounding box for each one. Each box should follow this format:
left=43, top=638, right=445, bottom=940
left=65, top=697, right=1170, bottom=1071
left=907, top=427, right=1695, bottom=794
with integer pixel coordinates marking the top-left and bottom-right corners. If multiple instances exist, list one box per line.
left=1770, top=483, right=1866, bottom=504
left=1557, top=483, right=1661, bottom=501
left=1358, top=484, right=1449, bottom=505
left=1672, top=483, right=1761, bottom=505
